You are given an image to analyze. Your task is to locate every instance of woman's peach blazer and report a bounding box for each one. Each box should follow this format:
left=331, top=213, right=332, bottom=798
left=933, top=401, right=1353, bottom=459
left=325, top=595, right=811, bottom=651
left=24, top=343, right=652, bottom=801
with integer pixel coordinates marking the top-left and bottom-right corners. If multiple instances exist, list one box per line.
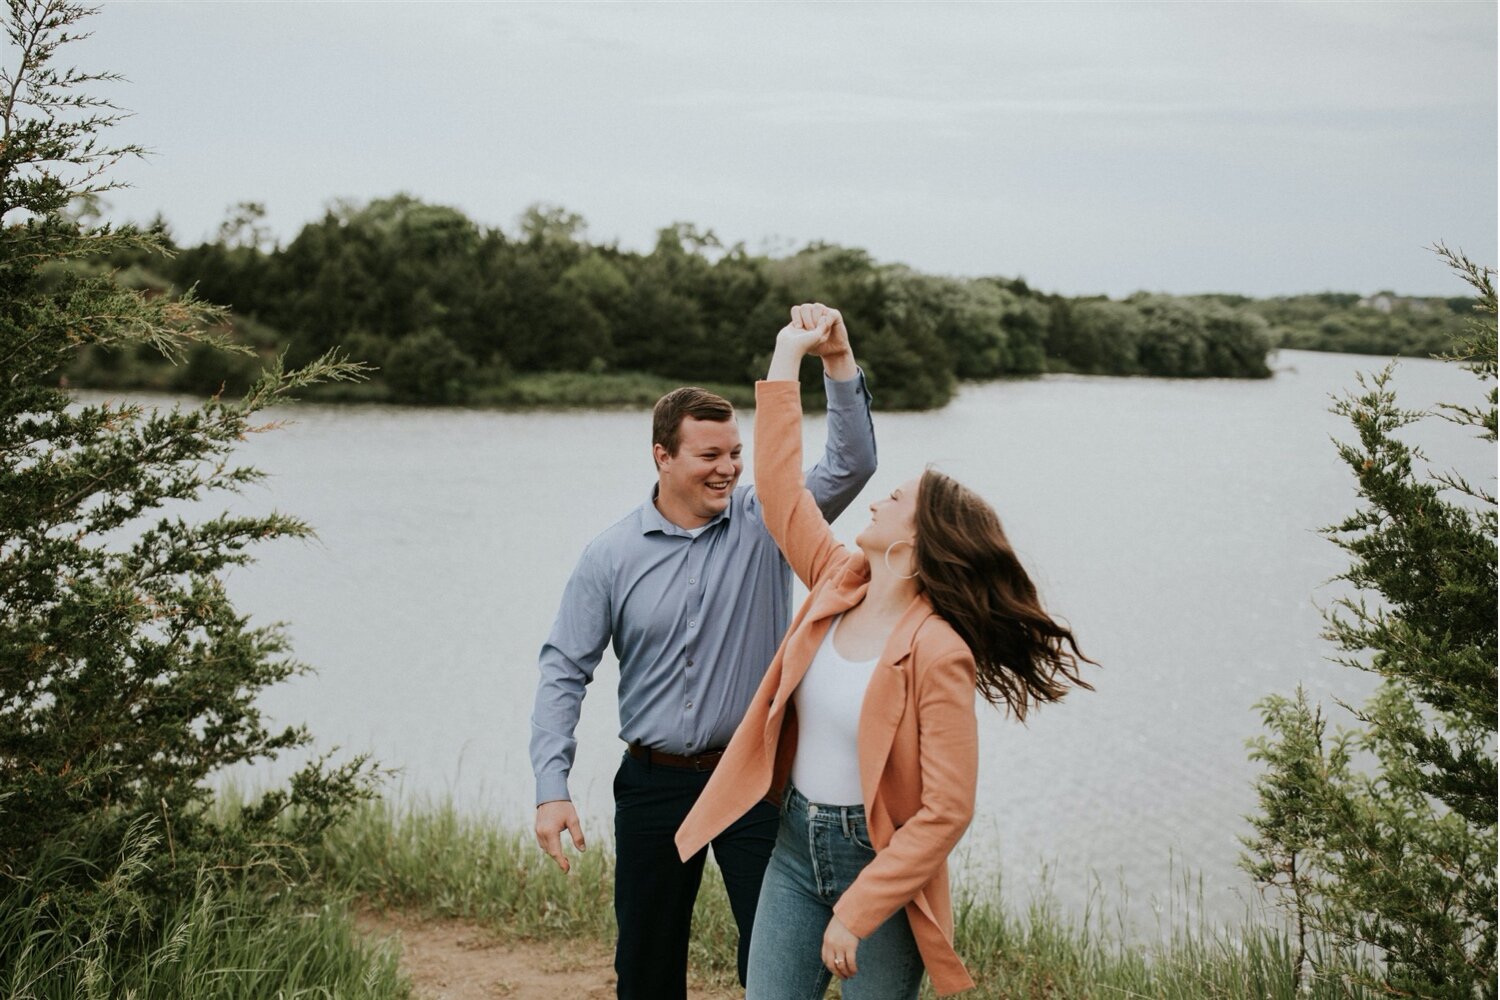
left=675, top=380, right=978, bottom=996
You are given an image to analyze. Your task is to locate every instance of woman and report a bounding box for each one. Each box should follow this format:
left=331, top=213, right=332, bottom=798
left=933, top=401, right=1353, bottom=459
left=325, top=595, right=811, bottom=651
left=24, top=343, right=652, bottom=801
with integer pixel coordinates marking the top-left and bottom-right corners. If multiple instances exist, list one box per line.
left=675, top=305, right=1094, bottom=998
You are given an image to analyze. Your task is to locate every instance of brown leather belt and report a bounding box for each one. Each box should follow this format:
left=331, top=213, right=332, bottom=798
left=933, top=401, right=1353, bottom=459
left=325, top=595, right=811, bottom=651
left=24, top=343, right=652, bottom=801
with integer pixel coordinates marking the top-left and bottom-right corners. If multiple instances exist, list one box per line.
left=627, top=743, right=726, bottom=772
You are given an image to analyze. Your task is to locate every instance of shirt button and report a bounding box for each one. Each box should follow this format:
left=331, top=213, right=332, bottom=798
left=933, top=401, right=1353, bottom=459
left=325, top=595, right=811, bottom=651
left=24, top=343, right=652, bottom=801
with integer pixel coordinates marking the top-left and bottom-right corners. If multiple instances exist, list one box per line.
left=686, top=658, right=695, bottom=667
left=688, top=578, right=697, bottom=585
left=688, top=620, right=696, bottom=628
left=686, top=701, right=694, bottom=709
left=686, top=740, right=695, bottom=749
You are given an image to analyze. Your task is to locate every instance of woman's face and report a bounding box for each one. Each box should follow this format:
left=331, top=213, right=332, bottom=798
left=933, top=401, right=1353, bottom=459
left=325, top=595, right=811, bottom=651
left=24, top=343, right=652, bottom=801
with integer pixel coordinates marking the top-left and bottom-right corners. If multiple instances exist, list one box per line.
left=857, top=476, right=921, bottom=552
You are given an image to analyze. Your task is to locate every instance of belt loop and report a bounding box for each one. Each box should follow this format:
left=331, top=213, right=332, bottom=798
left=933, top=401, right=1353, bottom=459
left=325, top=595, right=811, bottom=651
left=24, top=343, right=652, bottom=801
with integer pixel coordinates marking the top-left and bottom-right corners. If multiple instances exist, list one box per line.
left=841, top=807, right=851, bottom=840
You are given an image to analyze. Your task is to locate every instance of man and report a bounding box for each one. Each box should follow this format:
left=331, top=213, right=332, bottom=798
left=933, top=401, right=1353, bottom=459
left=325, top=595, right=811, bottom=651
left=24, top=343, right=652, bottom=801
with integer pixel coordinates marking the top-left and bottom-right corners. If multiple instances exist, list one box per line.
left=530, top=304, right=877, bottom=1000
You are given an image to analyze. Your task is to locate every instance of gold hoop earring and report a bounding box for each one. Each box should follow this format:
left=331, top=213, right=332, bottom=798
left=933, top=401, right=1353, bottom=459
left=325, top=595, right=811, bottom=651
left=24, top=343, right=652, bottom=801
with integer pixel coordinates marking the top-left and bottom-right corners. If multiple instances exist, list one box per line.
left=884, top=539, right=918, bottom=580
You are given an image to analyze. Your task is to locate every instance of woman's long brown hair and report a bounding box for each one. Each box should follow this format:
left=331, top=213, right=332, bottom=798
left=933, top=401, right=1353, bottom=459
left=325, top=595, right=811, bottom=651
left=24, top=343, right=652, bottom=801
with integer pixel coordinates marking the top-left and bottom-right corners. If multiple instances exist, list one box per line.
left=913, top=469, right=1095, bottom=718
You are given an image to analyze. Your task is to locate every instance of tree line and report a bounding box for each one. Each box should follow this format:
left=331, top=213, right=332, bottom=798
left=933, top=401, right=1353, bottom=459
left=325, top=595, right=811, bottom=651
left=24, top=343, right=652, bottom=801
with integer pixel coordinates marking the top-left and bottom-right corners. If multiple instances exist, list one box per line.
left=75, top=196, right=1476, bottom=411
left=76, top=196, right=1293, bottom=409
left=1200, top=290, right=1476, bottom=358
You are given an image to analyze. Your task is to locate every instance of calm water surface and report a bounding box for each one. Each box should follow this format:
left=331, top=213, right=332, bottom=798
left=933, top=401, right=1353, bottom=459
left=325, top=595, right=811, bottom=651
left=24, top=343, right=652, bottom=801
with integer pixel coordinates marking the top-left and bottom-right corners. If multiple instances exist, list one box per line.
left=85, top=349, right=1493, bottom=930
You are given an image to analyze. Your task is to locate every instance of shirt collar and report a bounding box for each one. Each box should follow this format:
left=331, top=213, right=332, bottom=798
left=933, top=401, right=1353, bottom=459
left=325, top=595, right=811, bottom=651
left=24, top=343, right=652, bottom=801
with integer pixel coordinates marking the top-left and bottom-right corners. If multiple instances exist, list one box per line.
left=639, top=483, right=733, bottom=537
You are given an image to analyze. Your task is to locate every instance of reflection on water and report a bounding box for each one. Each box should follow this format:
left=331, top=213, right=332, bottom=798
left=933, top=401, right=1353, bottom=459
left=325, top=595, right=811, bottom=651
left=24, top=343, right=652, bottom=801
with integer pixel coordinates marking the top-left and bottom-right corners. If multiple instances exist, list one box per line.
left=79, top=349, right=1493, bottom=929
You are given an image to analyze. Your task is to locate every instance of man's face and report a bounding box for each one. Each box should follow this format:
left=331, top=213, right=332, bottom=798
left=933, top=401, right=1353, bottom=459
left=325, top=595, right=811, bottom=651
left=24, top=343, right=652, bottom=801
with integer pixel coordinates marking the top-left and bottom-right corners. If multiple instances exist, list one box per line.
left=655, top=416, right=743, bottom=526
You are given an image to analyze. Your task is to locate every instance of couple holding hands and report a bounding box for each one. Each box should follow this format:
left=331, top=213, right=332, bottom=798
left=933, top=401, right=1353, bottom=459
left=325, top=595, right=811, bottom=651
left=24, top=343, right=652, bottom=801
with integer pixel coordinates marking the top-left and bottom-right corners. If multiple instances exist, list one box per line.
left=530, top=304, right=1091, bottom=999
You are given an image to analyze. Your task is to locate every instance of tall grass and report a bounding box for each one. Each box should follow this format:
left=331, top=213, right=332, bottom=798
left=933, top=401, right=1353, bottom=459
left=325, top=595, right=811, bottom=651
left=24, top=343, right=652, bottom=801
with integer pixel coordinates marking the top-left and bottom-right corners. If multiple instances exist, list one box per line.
left=316, top=798, right=743, bottom=990
left=317, top=798, right=616, bottom=941
left=317, top=798, right=1379, bottom=999
left=3, top=795, right=1376, bottom=998
left=0, top=816, right=407, bottom=1000
left=947, top=880, right=1369, bottom=999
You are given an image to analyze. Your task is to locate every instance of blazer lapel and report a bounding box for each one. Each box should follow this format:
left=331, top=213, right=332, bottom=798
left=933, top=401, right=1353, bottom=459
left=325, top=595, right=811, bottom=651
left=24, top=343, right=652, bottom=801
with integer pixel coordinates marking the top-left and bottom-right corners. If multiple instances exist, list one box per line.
left=857, top=595, right=935, bottom=812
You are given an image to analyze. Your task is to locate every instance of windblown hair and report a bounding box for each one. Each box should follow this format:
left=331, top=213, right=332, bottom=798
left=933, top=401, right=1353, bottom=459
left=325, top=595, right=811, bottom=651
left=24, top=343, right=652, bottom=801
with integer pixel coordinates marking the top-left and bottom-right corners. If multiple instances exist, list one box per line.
left=652, top=387, right=735, bottom=459
left=914, top=469, right=1095, bottom=719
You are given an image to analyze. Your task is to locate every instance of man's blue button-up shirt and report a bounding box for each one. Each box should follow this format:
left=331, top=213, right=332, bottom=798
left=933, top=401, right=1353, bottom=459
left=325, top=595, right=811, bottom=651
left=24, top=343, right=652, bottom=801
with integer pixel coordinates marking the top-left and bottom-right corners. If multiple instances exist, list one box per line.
left=530, top=372, right=877, bottom=805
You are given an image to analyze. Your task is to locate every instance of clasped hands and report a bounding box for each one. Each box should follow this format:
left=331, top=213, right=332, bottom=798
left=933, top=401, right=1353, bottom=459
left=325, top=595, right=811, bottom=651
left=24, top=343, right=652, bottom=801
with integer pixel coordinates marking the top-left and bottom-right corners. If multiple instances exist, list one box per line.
left=778, top=302, right=850, bottom=359
left=771, top=302, right=857, bottom=383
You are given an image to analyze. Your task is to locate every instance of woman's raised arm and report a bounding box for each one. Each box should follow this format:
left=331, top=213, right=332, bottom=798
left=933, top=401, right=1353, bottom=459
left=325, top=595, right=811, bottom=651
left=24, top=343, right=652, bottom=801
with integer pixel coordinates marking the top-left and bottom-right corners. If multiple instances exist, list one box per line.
left=755, top=313, right=848, bottom=589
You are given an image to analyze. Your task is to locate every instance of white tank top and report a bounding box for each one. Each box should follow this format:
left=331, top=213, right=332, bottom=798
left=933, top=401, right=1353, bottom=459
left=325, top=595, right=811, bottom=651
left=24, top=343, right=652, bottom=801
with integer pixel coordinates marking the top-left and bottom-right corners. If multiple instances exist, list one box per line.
left=790, top=615, right=881, bottom=806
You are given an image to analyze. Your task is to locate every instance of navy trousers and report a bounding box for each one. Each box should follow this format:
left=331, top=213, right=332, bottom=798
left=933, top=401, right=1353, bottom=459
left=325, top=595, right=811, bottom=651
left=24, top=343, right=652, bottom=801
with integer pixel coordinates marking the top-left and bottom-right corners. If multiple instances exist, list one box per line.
left=612, top=750, right=779, bottom=1000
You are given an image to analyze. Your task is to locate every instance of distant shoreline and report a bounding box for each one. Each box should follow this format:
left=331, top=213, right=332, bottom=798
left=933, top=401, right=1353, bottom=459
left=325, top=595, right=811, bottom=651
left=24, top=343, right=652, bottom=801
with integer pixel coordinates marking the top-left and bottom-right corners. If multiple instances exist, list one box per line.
left=64, top=345, right=1444, bottom=414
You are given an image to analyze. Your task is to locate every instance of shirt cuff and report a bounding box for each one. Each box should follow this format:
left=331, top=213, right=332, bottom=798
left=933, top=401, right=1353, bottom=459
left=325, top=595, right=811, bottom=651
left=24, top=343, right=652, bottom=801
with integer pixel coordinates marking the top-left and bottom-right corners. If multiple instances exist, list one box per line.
left=823, top=367, right=871, bottom=407
left=535, top=773, right=571, bottom=806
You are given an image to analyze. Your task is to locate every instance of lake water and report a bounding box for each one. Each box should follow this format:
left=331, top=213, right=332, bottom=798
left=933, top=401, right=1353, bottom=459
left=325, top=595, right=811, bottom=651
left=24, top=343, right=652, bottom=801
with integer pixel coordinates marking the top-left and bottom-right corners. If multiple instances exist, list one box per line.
left=82, top=349, right=1494, bottom=932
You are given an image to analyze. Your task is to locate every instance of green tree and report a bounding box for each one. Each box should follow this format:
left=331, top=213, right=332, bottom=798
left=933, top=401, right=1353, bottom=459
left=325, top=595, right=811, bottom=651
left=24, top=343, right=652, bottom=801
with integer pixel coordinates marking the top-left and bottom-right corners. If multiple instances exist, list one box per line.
left=1132, top=294, right=1209, bottom=376
left=1243, top=247, right=1497, bottom=998
left=997, top=290, right=1050, bottom=375
left=1242, top=688, right=1341, bottom=992
left=385, top=326, right=477, bottom=404
left=0, top=0, right=375, bottom=954
left=549, top=254, right=629, bottom=370
left=1047, top=297, right=1145, bottom=375
left=910, top=272, right=1012, bottom=379
left=1199, top=300, right=1272, bottom=377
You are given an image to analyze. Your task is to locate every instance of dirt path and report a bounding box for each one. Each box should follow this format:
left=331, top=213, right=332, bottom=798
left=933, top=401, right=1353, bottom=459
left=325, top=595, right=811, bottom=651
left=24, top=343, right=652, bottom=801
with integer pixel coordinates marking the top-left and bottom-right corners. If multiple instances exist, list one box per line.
left=358, top=912, right=739, bottom=1000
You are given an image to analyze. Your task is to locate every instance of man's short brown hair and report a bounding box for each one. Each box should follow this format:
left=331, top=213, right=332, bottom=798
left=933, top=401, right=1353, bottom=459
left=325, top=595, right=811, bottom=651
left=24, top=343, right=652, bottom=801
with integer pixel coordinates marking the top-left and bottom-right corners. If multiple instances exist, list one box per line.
left=652, top=387, right=735, bottom=457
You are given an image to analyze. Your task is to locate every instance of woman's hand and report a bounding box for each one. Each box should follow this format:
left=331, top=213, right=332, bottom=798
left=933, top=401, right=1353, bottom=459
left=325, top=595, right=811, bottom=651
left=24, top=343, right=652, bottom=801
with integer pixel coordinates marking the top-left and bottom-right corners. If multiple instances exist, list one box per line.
left=790, top=302, right=827, bottom=333
left=780, top=302, right=834, bottom=351
left=821, top=914, right=862, bottom=979
left=776, top=317, right=830, bottom=356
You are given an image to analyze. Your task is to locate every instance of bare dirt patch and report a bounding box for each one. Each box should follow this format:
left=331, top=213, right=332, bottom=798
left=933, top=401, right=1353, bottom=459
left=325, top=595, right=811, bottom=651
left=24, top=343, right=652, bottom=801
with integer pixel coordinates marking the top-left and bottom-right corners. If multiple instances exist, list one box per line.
left=357, top=911, right=738, bottom=1000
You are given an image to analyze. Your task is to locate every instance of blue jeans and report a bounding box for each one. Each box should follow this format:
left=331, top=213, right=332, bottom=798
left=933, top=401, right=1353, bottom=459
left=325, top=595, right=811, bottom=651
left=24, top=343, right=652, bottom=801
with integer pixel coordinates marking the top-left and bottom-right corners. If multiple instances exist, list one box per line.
left=746, top=784, right=924, bottom=1000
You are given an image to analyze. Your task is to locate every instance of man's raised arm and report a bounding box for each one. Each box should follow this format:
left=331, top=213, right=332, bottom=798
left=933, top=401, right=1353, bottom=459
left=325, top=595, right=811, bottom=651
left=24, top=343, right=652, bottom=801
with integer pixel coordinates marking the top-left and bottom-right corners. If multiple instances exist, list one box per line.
left=801, top=306, right=877, bottom=520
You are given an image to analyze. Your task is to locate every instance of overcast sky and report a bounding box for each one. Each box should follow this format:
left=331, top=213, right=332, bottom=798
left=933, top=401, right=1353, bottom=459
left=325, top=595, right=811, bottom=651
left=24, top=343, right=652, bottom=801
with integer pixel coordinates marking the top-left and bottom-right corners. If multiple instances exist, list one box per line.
left=79, top=2, right=1497, bottom=298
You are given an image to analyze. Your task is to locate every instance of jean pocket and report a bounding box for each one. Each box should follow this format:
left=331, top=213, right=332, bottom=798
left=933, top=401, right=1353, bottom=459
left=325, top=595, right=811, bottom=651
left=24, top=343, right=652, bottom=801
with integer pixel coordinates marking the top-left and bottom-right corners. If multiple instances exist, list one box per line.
left=849, top=822, right=877, bottom=853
